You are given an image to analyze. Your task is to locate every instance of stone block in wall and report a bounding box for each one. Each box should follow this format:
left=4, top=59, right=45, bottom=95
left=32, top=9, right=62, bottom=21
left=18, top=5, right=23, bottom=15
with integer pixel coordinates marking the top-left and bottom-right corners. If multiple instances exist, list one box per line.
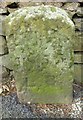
left=62, top=3, right=80, bottom=11
left=0, top=55, right=10, bottom=69
left=76, top=7, right=83, bottom=17
left=73, top=18, right=83, bottom=31
left=0, top=65, right=10, bottom=84
left=0, top=13, right=7, bottom=36
left=74, top=32, right=83, bottom=51
left=74, top=53, right=83, bottom=63
left=0, top=57, right=2, bottom=66
left=0, top=1, right=7, bottom=8
left=1, top=1, right=18, bottom=7
left=0, top=22, right=5, bottom=36
left=74, top=64, right=83, bottom=84
left=3, top=5, right=75, bottom=103
left=2, top=66, right=10, bottom=79
left=74, top=53, right=83, bottom=84
left=0, top=22, right=2, bottom=36
left=7, top=8, right=18, bottom=14
left=0, top=36, right=8, bottom=55
left=0, top=1, right=17, bottom=8
left=0, top=8, right=8, bottom=14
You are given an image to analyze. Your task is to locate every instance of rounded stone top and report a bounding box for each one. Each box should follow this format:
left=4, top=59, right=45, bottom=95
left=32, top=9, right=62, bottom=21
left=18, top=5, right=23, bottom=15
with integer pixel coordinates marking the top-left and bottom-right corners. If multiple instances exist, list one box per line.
left=3, top=5, right=74, bottom=36
left=3, top=5, right=75, bottom=103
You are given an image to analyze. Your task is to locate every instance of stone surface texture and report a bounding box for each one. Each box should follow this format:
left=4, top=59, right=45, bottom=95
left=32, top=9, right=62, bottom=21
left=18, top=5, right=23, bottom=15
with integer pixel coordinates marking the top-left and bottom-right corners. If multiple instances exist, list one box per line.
left=3, top=5, right=75, bottom=104
left=0, top=1, right=82, bottom=119
left=0, top=36, right=8, bottom=55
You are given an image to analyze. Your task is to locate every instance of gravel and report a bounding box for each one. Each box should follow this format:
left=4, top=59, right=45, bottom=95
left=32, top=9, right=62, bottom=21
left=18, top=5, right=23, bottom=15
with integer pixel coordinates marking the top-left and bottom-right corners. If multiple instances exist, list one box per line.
left=1, top=93, right=36, bottom=118
left=1, top=91, right=82, bottom=119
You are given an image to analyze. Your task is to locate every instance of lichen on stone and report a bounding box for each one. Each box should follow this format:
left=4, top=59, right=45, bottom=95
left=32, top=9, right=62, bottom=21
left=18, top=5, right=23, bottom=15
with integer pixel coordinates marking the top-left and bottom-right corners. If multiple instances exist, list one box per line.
left=3, top=5, right=75, bottom=103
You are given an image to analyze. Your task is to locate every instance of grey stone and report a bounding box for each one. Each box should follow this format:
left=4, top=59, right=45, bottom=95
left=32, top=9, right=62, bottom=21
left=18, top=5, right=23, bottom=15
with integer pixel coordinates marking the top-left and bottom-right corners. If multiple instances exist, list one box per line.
left=0, top=8, right=7, bottom=14
left=7, top=8, right=18, bottom=13
left=2, top=66, right=10, bottom=79
left=74, top=31, right=83, bottom=51
left=0, top=22, right=5, bottom=36
left=74, top=64, right=83, bottom=84
left=3, top=5, right=75, bottom=104
left=0, top=36, right=8, bottom=55
left=0, top=65, right=10, bottom=84
left=74, top=53, right=83, bottom=63
left=0, top=22, right=2, bottom=35
left=62, top=3, right=80, bottom=11
left=76, top=7, right=83, bottom=17
left=0, top=56, right=2, bottom=65
left=73, top=18, right=83, bottom=31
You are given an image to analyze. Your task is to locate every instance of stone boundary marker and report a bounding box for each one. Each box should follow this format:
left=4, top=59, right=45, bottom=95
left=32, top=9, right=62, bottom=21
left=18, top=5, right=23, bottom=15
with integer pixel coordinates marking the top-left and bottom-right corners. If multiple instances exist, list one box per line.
left=3, top=5, right=76, bottom=103
left=0, top=2, right=82, bottom=85
left=0, top=1, right=82, bottom=118
left=0, top=1, right=83, bottom=100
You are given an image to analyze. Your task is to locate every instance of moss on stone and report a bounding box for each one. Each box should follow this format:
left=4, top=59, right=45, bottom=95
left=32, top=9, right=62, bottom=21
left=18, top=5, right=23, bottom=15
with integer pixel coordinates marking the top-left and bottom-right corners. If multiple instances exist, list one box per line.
left=3, top=5, right=75, bottom=103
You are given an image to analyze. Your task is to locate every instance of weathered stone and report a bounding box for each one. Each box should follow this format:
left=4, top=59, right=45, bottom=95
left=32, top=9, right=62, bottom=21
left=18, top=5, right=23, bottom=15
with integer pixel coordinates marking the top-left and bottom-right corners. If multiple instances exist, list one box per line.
left=0, top=15, right=6, bottom=22
left=74, top=32, right=83, bottom=51
left=74, top=53, right=83, bottom=63
left=0, top=22, right=5, bottom=36
left=7, top=8, right=18, bottom=13
left=0, top=22, right=2, bottom=35
left=73, top=18, right=82, bottom=31
left=0, top=1, right=17, bottom=8
left=0, top=56, right=11, bottom=84
left=2, top=66, right=10, bottom=79
left=0, top=57, right=2, bottom=66
left=0, top=1, right=7, bottom=8
left=0, top=65, right=10, bottom=84
left=74, top=64, right=83, bottom=84
left=0, top=36, right=8, bottom=55
left=18, top=2, right=62, bottom=8
left=76, top=7, right=83, bottom=17
left=66, top=11, right=76, bottom=19
left=62, top=3, right=79, bottom=11
left=3, top=5, right=75, bottom=103
left=48, top=2, right=62, bottom=7
left=18, top=2, right=36, bottom=7
left=0, top=8, right=7, bottom=14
